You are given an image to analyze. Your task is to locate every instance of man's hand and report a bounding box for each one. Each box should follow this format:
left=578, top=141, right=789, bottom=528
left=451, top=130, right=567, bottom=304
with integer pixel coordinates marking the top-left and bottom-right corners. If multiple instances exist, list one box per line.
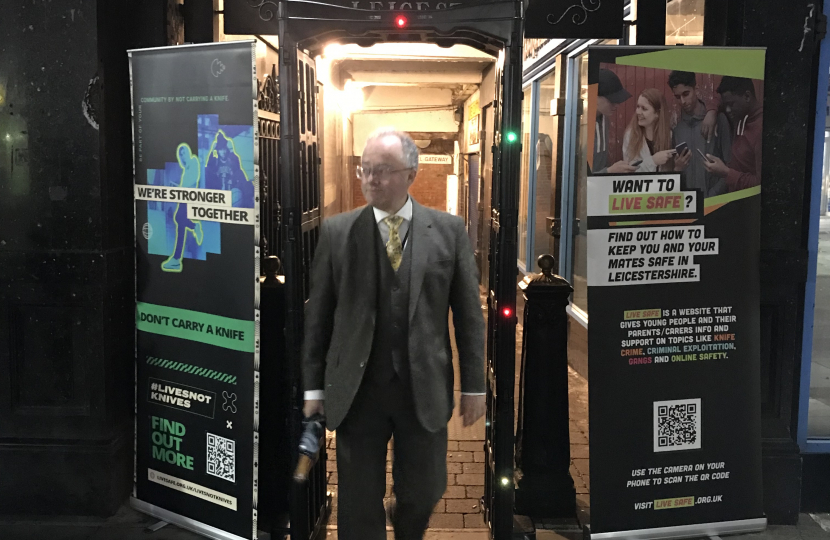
left=702, top=154, right=729, bottom=178
left=303, top=399, right=325, bottom=419
left=700, top=110, right=718, bottom=143
left=674, top=148, right=691, bottom=171
left=460, top=394, right=486, bottom=427
left=607, top=160, right=637, bottom=174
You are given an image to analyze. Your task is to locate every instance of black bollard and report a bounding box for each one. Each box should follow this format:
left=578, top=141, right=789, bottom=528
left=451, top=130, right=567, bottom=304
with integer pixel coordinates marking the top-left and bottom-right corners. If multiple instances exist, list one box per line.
left=514, top=254, right=576, bottom=518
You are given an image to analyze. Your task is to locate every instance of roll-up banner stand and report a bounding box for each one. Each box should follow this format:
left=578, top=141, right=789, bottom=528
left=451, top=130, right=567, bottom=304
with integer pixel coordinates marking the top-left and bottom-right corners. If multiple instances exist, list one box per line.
left=585, top=46, right=767, bottom=539
left=128, top=41, right=263, bottom=540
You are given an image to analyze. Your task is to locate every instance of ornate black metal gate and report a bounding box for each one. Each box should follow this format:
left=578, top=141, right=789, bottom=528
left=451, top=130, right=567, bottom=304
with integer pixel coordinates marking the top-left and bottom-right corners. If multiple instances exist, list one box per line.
left=277, top=38, right=327, bottom=540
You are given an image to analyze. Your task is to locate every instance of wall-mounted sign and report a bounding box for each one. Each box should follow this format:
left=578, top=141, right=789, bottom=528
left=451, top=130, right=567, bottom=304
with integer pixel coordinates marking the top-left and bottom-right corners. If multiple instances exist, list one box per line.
left=332, top=1, right=464, bottom=8
left=419, top=154, right=452, bottom=165
left=224, top=0, right=499, bottom=34
left=468, top=115, right=480, bottom=146
left=467, top=97, right=480, bottom=119
left=525, top=0, right=624, bottom=39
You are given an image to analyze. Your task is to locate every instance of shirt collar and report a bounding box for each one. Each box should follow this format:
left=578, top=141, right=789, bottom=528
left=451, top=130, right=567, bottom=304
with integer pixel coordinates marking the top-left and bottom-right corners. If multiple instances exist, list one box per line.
left=373, top=196, right=413, bottom=224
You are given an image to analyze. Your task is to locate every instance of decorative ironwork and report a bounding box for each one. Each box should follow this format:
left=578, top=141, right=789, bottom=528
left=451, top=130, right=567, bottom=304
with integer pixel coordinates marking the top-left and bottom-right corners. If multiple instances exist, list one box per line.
left=257, top=63, right=281, bottom=263
left=250, top=0, right=278, bottom=22
left=258, top=64, right=280, bottom=114
left=548, top=0, right=601, bottom=26
left=258, top=115, right=281, bottom=261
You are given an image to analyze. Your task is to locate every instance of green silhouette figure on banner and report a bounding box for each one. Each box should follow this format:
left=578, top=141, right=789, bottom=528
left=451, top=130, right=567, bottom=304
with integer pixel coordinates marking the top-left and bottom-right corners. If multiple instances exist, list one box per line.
left=161, top=143, right=204, bottom=272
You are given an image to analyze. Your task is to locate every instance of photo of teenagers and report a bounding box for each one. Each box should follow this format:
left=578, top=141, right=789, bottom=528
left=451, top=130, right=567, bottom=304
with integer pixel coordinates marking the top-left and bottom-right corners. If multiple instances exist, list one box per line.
left=591, top=58, right=763, bottom=197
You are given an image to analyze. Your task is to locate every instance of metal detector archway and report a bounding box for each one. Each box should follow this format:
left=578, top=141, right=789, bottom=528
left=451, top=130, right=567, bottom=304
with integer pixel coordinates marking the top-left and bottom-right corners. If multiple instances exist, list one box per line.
left=233, top=2, right=523, bottom=538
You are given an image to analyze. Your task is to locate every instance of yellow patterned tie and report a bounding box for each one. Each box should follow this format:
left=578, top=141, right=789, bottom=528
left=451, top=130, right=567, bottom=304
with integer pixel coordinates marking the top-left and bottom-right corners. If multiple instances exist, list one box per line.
left=383, top=215, right=404, bottom=271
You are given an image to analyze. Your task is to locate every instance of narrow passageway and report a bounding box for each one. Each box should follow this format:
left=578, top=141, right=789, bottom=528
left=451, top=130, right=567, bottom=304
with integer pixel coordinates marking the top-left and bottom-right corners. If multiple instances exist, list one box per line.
left=313, top=37, right=592, bottom=537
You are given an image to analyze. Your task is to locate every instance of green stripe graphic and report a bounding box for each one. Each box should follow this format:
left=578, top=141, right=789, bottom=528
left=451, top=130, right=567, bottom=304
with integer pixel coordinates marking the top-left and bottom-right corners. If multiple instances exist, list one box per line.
left=137, top=302, right=255, bottom=352
left=616, top=49, right=766, bottom=80
left=145, top=356, right=237, bottom=385
left=705, top=185, right=761, bottom=206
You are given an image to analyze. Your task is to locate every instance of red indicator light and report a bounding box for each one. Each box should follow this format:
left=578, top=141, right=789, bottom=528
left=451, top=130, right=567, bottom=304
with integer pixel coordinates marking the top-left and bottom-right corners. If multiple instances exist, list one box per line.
left=503, top=308, right=512, bottom=317
left=396, top=15, right=407, bottom=27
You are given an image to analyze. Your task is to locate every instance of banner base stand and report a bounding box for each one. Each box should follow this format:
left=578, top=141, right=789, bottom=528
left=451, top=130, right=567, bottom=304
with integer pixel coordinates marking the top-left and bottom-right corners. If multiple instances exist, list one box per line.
left=584, top=517, right=767, bottom=540
left=131, top=497, right=271, bottom=540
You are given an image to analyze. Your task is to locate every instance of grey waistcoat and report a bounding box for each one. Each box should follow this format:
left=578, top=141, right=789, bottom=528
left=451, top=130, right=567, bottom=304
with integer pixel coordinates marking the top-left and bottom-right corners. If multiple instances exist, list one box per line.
left=365, top=225, right=412, bottom=385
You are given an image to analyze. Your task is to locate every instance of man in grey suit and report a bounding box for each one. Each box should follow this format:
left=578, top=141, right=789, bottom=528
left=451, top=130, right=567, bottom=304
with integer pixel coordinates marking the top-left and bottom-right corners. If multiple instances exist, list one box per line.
left=302, top=127, right=486, bottom=540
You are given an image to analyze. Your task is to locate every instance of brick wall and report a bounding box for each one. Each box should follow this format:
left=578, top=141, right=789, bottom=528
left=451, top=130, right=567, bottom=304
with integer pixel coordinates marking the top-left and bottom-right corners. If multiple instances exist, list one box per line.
left=349, top=133, right=457, bottom=213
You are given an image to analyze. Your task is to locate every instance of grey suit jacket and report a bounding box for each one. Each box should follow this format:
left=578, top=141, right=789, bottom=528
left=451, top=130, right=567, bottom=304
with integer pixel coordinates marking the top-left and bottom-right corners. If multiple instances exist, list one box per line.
left=301, top=199, right=486, bottom=433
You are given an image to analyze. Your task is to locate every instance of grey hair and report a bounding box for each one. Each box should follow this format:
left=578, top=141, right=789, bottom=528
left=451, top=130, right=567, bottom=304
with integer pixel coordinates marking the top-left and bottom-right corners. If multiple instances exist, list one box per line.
left=365, top=127, right=420, bottom=173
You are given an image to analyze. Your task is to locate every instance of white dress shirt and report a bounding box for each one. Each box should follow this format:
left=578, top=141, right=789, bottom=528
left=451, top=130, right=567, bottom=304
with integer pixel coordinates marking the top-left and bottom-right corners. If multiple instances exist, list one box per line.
left=304, top=196, right=483, bottom=401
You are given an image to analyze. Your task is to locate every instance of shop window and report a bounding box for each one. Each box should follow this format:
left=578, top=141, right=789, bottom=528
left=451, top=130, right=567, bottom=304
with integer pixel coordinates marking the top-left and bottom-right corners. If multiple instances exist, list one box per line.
left=666, top=0, right=705, bottom=45
left=571, top=53, right=590, bottom=312
left=535, top=72, right=557, bottom=264
left=518, top=86, right=533, bottom=269
left=808, top=126, right=830, bottom=438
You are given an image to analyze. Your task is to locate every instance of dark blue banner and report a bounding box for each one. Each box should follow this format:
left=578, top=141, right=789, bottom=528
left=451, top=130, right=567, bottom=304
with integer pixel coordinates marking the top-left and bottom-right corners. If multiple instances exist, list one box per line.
left=129, top=41, right=261, bottom=540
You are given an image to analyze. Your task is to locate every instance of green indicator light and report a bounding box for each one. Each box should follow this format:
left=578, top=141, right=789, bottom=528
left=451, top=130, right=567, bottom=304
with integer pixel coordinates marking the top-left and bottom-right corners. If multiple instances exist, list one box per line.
left=505, top=132, right=517, bottom=142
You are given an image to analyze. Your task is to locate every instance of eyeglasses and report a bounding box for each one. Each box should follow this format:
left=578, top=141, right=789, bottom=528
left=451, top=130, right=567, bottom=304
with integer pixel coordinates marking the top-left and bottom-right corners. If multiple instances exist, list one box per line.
left=356, top=165, right=413, bottom=180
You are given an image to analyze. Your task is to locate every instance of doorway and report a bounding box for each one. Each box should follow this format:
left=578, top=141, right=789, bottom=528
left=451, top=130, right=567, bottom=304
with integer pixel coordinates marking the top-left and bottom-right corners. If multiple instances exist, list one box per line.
left=310, top=42, right=496, bottom=532
left=222, top=1, right=524, bottom=538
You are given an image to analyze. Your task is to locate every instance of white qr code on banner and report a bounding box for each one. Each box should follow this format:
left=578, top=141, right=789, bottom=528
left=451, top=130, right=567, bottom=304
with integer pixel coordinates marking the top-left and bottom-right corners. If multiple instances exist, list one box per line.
left=653, top=398, right=701, bottom=453
left=207, top=433, right=236, bottom=482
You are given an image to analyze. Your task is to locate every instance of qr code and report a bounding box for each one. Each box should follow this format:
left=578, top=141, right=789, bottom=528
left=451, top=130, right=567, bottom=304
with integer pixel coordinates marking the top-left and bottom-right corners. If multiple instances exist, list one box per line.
left=207, top=433, right=236, bottom=482
left=653, top=398, right=701, bottom=453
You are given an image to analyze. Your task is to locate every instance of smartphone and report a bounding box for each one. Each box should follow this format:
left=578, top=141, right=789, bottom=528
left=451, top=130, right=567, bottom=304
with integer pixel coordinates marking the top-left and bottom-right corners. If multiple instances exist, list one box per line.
left=630, top=159, right=643, bottom=167
left=697, top=148, right=713, bottom=163
left=675, top=141, right=688, bottom=154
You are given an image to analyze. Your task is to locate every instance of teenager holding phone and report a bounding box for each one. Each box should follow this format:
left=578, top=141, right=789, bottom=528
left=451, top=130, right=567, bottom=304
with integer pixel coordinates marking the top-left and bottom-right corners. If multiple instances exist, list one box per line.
left=702, top=76, right=763, bottom=192
left=593, top=69, right=638, bottom=174
left=623, top=89, right=676, bottom=172
left=668, top=71, right=732, bottom=197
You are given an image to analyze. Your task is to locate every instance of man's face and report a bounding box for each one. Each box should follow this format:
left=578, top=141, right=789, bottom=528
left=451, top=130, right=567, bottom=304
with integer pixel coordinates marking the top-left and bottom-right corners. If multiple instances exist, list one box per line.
left=672, top=83, right=698, bottom=116
left=218, top=146, right=227, bottom=159
left=178, top=146, right=189, bottom=164
left=596, top=96, right=616, bottom=117
left=720, top=91, right=751, bottom=122
left=360, top=135, right=415, bottom=213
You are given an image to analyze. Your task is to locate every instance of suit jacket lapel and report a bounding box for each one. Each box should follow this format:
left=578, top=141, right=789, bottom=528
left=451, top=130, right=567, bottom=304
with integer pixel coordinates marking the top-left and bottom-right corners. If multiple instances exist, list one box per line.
left=409, top=199, right=433, bottom=324
left=348, top=206, right=378, bottom=318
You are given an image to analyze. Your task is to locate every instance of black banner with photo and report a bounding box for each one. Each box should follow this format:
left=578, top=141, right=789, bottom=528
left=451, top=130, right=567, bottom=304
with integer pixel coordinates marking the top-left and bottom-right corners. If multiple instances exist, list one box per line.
left=129, top=41, right=261, bottom=540
left=586, top=46, right=766, bottom=538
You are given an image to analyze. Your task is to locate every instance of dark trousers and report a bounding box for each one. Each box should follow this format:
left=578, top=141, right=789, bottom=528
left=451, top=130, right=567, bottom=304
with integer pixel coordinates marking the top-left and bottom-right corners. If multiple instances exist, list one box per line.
left=172, top=204, right=195, bottom=260
left=336, top=375, right=447, bottom=540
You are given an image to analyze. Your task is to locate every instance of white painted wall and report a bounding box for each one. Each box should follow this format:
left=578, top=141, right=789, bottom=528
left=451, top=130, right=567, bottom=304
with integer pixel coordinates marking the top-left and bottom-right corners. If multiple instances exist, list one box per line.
left=353, top=110, right=458, bottom=155
left=447, top=174, right=459, bottom=216
left=317, top=54, right=356, bottom=216
left=363, top=86, right=452, bottom=108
